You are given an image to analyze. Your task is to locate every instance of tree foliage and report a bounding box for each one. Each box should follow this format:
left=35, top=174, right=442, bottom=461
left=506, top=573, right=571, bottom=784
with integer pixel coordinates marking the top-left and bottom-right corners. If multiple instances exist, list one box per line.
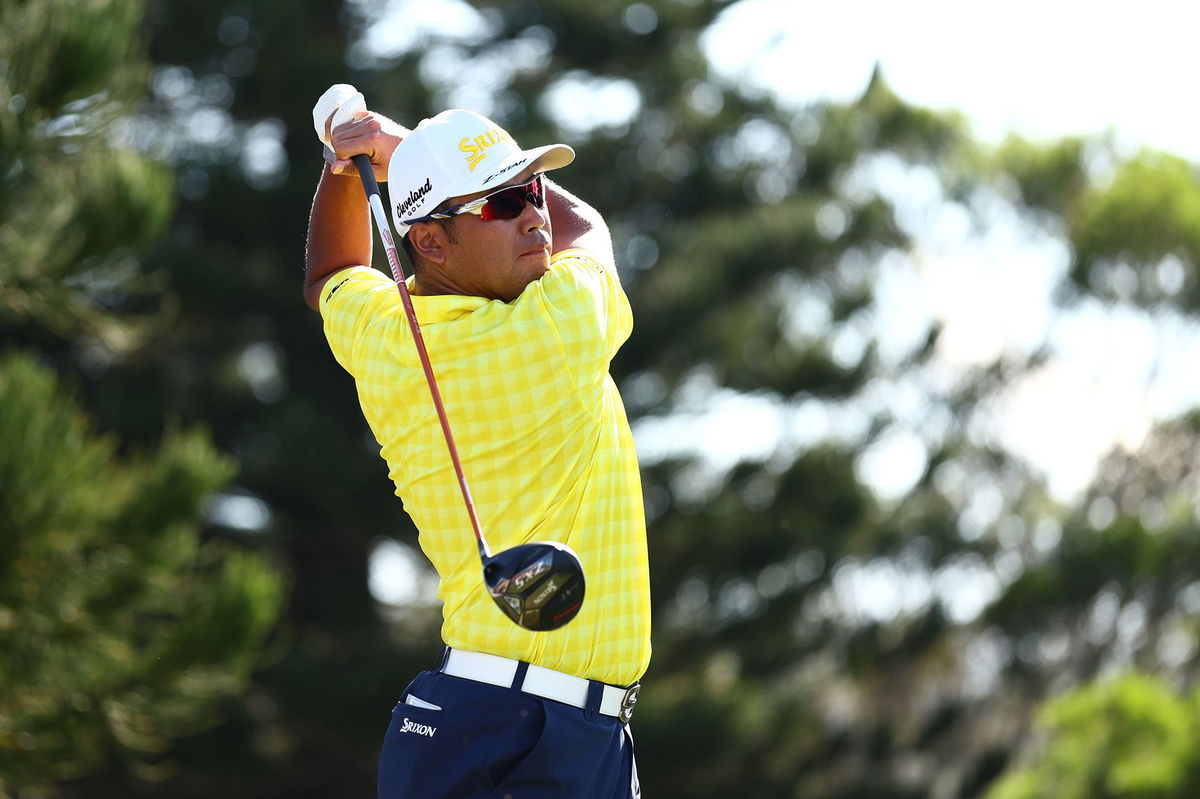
left=0, top=0, right=174, bottom=338
left=0, top=353, right=283, bottom=794
left=990, top=673, right=1200, bottom=799
left=0, top=1, right=283, bottom=795
left=5, top=1, right=1200, bottom=798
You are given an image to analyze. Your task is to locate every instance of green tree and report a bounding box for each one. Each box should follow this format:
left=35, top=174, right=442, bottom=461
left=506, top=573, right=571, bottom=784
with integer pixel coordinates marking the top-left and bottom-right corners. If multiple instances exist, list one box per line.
left=22, top=0, right=1200, bottom=797
left=0, top=0, right=172, bottom=338
left=0, top=1, right=284, bottom=795
left=989, top=672, right=1200, bottom=799
left=0, top=354, right=282, bottom=794
left=997, top=139, right=1200, bottom=310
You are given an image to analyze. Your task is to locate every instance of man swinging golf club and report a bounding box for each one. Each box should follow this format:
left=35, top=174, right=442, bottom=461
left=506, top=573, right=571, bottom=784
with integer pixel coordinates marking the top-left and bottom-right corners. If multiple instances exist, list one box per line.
left=304, top=86, right=650, bottom=798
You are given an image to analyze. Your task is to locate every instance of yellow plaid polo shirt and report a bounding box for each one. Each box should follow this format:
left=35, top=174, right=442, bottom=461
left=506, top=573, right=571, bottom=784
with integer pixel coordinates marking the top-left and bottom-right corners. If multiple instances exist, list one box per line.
left=320, top=249, right=651, bottom=686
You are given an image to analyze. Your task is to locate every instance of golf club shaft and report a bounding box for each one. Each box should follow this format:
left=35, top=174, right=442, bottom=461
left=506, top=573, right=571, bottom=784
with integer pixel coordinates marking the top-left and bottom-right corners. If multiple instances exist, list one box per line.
left=351, top=153, right=491, bottom=560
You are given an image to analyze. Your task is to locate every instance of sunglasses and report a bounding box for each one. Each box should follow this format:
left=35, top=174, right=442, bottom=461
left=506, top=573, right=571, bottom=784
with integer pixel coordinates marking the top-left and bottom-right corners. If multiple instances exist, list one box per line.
left=406, top=173, right=545, bottom=225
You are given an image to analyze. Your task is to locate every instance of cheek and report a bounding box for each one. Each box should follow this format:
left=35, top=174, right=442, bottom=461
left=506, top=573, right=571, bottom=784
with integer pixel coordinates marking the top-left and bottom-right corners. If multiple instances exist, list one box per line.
left=453, top=225, right=492, bottom=259
left=454, top=219, right=522, bottom=269
left=478, top=224, right=520, bottom=258
left=464, top=228, right=515, bottom=277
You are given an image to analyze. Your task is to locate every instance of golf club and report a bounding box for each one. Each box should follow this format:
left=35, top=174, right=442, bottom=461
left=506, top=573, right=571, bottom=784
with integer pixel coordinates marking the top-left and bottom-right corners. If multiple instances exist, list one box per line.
left=349, top=151, right=585, bottom=632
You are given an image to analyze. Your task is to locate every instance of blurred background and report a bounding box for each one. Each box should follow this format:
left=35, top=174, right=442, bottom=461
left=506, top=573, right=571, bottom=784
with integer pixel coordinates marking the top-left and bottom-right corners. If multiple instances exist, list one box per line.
left=3, top=1, right=1200, bottom=797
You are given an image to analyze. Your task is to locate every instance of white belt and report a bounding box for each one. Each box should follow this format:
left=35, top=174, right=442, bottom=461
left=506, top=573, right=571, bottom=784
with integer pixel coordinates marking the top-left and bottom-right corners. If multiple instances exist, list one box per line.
left=441, top=648, right=640, bottom=722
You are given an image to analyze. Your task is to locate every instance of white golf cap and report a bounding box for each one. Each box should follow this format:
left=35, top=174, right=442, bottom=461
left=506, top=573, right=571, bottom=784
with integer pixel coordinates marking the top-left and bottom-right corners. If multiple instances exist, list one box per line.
left=388, top=109, right=575, bottom=236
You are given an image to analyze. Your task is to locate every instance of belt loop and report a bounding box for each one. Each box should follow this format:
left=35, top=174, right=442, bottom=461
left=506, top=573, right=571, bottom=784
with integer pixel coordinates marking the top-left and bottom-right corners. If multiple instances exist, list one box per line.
left=433, top=646, right=450, bottom=671
left=584, top=679, right=604, bottom=721
left=509, top=660, right=530, bottom=694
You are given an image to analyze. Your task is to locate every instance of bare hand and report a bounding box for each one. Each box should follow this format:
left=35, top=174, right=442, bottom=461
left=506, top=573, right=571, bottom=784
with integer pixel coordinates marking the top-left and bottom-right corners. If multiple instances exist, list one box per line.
left=325, top=111, right=407, bottom=181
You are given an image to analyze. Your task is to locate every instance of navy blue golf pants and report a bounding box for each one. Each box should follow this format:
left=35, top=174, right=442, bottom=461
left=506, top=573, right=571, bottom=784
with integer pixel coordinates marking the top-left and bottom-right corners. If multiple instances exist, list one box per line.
left=377, top=664, right=640, bottom=798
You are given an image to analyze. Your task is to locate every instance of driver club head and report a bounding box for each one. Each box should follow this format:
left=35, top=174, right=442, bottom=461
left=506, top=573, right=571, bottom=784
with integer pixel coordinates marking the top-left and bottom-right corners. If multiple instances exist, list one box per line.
left=482, top=541, right=585, bottom=631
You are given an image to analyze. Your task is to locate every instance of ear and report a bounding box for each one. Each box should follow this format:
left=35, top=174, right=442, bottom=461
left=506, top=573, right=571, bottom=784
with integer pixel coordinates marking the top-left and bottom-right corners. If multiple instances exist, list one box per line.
left=408, top=222, right=449, bottom=265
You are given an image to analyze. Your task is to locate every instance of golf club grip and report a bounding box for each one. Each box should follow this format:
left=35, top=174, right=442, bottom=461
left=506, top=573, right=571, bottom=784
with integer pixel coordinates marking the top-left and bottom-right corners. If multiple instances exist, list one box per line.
left=351, top=154, right=492, bottom=558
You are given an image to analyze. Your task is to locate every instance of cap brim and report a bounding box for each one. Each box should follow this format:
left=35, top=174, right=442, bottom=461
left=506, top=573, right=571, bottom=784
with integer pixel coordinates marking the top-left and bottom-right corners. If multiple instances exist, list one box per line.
left=456, top=143, right=575, bottom=197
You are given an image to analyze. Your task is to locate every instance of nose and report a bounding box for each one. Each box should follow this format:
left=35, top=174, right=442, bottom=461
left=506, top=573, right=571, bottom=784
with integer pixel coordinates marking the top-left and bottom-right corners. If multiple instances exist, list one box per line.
left=518, top=191, right=547, bottom=233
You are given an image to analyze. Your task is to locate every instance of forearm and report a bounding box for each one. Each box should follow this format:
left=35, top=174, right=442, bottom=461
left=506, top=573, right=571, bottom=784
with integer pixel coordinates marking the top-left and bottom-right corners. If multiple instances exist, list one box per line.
left=546, top=178, right=614, bottom=268
left=304, top=164, right=372, bottom=311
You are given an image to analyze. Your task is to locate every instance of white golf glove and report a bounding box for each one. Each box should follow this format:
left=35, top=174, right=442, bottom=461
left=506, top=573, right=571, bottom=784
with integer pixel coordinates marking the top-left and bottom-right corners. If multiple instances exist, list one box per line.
left=312, top=84, right=411, bottom=170
left=312, top=83, right=366, bottom=146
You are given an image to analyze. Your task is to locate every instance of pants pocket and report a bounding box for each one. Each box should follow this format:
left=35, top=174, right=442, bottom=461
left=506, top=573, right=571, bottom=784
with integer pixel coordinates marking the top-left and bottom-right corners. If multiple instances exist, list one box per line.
left=404, top=693, right=442, bottom=710
left=484, top=696, right=549, bottom=790
left=378, top=694, right=494, bottom=799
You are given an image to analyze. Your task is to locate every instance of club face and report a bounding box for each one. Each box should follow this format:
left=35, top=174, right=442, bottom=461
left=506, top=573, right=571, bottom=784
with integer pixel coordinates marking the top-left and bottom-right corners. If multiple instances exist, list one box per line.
left=483, top=542, right=585, bottom=631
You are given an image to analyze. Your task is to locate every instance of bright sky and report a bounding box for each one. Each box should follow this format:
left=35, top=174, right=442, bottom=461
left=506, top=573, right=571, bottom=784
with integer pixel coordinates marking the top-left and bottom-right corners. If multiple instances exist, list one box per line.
left=703, top=0, right=1200, bottom=161
left=675, top=0, right=1200, bottom=504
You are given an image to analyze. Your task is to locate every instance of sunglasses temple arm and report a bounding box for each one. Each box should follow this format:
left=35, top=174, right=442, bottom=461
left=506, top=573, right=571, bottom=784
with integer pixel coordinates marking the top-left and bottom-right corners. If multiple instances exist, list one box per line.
left=351, top=155, right=493, bottom=560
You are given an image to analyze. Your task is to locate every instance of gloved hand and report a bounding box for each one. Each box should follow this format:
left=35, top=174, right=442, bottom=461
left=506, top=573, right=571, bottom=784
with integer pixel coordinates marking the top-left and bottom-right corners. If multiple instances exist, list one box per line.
left=312, top=84, right=411, bottom=178
left=312, top=83, right=366, bottom=147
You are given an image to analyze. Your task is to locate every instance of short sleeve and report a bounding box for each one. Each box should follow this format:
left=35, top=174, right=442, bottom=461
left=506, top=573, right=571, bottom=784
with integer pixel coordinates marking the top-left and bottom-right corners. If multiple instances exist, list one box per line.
left=534, top=249, right=632, bottom=366
left=318, top=266, right=402, bottom=377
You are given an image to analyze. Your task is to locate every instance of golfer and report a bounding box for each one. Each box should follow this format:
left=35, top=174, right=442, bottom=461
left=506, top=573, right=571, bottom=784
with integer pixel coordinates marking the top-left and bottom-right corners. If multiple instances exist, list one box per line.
left=305, top=104, right=650, bottom=798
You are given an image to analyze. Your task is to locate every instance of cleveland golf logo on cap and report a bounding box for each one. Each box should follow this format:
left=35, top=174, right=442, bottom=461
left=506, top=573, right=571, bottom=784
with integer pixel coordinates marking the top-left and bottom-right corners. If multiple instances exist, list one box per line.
left=459, top=127, right=514, bottom=171
left=395, top=177, right=433, bottom=221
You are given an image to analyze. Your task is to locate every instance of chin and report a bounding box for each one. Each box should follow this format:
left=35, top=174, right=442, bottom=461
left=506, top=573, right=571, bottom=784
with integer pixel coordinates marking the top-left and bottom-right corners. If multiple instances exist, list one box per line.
left=510, top=266, right=548, bottom=300
left=525, top=257, right=550, bottom=278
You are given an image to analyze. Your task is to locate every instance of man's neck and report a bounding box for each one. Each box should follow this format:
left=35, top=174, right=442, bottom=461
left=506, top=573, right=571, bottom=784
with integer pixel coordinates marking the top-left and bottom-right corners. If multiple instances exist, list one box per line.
left=411, top=272, right=464, bottom=297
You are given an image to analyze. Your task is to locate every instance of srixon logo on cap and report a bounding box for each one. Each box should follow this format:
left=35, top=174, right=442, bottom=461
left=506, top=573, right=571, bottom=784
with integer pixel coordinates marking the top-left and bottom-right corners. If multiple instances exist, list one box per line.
left=460, top=128, right=513, bottom=171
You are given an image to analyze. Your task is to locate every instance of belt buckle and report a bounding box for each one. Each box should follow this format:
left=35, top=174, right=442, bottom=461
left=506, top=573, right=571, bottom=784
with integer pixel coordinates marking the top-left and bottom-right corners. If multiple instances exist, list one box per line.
left=618, top=683, right=640, bottom=723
